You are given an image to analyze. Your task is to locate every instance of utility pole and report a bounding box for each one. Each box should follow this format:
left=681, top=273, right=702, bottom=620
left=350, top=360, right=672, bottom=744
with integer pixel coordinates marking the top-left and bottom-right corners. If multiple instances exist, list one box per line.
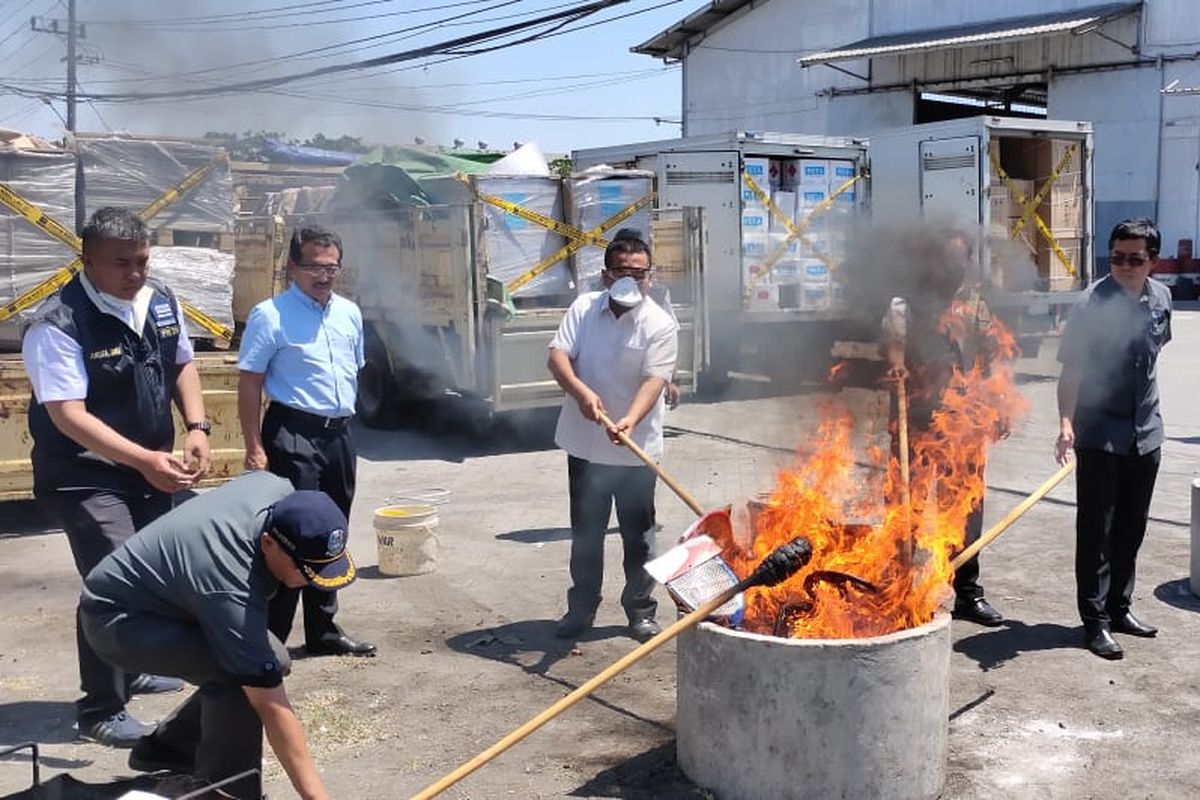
left=31, top=1, right=88, bottom=230
left=31, top=1, right=86, bottom=132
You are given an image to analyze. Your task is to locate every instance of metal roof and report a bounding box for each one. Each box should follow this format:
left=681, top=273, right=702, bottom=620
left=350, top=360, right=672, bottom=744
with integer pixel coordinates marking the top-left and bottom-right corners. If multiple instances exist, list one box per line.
left=632, top=0, right=755, bottom=60
left=798, top=2, right=1140, bottom=66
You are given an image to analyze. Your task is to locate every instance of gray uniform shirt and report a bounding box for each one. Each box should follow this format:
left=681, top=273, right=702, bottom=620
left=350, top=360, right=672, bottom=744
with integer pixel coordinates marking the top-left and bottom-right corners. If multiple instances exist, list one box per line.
left=1057, top=275, right=1172, bottom=455
left=81, top=471, right=294, bottom=688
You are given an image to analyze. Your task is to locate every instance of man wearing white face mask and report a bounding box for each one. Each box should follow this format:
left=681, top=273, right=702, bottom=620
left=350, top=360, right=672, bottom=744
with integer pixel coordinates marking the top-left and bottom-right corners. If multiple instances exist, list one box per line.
left=547, top=234, right=678, bottom=643
left=23, top=206, right=210, bottom=747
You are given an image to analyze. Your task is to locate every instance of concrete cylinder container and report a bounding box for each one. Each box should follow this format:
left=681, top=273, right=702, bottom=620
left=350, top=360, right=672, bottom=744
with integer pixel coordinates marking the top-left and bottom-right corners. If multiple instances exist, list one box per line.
left=676, top=613, right=951, bottom=800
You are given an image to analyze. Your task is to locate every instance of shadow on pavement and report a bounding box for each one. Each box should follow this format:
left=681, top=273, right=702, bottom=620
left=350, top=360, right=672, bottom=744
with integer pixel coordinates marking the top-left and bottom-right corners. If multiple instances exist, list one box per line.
left=496, top=525, right=619, bottom=544
left=0, top=502, right=57, bottom=540
left=445, top=620, right=671, bottom=734
left=568, top=741, right=707, bottom=799
left=0, top=702, right=79, bottom=747
left=953, top=620, right=1082, bottom=671
left=1153, top=578, right=1200, bottom=613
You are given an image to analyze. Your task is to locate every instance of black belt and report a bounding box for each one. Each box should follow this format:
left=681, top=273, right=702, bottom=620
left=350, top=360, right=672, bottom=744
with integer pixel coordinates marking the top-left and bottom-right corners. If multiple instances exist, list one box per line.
left=268, top=402, right=353, bottom=430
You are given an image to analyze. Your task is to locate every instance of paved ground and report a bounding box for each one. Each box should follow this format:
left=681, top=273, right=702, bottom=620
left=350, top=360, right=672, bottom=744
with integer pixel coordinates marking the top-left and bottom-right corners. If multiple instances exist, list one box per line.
left=1, top=305, right=1198, bottom=799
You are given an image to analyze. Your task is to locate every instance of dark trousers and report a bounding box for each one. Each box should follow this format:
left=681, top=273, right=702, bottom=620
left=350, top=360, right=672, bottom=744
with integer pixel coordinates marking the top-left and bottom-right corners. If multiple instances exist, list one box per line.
left=262, top=404, right=357, bottom=645
left=37, top=487, right=171, bottom=725
left=81, top=607, right=289, bottom=800
left=953, top=499, right=985, bottom=602
left=565, top=455, right=658, bottom=624
left=1075, top=447, right=1161, bottom=625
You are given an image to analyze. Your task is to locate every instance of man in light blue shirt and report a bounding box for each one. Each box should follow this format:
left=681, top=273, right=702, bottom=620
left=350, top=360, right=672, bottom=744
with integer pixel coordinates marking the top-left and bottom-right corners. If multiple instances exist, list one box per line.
left=237, top=223, right=375, bottom=658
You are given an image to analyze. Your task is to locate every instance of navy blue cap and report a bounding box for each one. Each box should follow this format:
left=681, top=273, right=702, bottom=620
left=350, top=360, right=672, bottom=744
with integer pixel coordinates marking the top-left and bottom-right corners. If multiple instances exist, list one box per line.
left=267, top=491, right=356, bottom=590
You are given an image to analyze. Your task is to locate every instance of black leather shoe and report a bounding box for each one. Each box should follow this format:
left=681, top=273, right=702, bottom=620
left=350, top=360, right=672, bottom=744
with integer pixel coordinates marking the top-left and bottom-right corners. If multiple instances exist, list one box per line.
left=129, top=735, right=194, bottom=774
left=629, top=619, right=662, bottom=643
left=1084, top=625, right=1124, bottom=660
left=306, top=634, right=377, bottom=657
left=952, top=597, right=1004, bottom=627
left=554, top=613, right=595, bottom=639
left=1110, top=611, right=1157, bottom=638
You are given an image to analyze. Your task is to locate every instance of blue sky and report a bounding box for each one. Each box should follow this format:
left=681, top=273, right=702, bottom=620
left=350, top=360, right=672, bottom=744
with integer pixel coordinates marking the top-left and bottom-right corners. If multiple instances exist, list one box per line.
left=0, top=0, right=692, bottom=154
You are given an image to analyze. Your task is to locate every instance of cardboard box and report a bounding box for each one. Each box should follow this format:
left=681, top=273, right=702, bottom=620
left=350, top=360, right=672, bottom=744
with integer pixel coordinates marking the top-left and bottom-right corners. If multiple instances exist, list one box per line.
left=745, top=281, right=779, bottom=310
left=778, top=159, right=801, bottom=189
left=799, top=159, right=830, bottom=186
left=741, top=208, right=769, bottom=235
left=829, top=160, right=857, bottom=185
left=768, top=159, right=784, bottom=189
left=800, top=280, right=832, bottom=311
left=1036, top=236, right=1083, bottom=289
left=742, top=157, right=771, bottom=205
left=769, top=192, right=796, bottom=232
left=802, top=260, right=831, bottom=282
left=566, top=170, right=654, bottom=290
left=1038, top=181, right=1083, bottom=236
left=797, top=188, right=828, bottom=209
left=742, top=232, right=770, bottom=260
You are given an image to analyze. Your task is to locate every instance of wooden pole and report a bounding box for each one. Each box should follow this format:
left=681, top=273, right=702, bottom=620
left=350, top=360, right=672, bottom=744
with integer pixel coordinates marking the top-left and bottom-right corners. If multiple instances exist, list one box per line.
left=410, top=538, right=812, bottom=800
left=597, top=411, right=705, bottom=516
left=950, top=460, right=1076, bottom=571
left=895, top=374, right=914, bottom=565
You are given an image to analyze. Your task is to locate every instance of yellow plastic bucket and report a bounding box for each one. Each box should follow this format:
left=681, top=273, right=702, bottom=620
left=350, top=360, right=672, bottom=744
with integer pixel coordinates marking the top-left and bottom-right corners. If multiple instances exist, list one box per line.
left=374, top=504, right=438, bottom=576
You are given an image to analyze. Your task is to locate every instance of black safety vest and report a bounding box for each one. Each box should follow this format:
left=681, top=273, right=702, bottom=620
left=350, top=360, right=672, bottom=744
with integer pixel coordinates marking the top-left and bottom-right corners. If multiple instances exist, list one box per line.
left=28, top=275, right=182, bottom=494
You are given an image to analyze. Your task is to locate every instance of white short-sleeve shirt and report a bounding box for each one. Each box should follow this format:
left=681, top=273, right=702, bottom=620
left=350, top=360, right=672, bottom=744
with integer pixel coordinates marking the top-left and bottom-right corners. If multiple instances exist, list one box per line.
left=23, top=295, right=193, bottom=403
left=550, top=290, right=678, bottom=466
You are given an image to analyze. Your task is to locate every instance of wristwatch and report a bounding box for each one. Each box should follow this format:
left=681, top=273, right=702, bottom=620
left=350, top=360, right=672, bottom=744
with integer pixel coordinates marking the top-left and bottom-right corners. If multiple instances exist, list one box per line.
left=186, top=420, right=212, bottom=435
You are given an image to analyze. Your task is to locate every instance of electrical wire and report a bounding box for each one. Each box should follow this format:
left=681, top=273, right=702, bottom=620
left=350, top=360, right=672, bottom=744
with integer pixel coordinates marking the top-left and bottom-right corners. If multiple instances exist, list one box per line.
left=6, top=0, right=628, bottom=102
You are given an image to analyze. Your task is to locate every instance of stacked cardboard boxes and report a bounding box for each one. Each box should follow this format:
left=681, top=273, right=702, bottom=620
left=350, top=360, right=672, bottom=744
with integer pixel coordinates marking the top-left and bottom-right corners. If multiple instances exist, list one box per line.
left=741, top=156, right=858, bottom=311
left=566, top=168, right=654, bottom=290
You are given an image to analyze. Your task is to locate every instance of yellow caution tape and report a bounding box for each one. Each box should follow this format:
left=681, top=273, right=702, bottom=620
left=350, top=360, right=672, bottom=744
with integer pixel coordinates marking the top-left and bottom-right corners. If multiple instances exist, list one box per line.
left=741, top=171, right=861, bottom=298
left=0, top=182, right=82, bottom=252
left=0, top=152, right=234, bottom=341
left=455, top=172, right=608, bottom=249
left=990, top=145, right=1079, bottom=279
left=506, top=192, right=655, bottom=294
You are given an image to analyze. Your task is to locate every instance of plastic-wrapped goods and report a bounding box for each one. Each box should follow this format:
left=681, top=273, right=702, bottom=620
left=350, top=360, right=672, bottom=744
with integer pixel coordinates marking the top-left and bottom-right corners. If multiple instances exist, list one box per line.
left=0, top=148, right=77, bottom=349
left=566, top=168, right=654, bottom=292
left=149, top=246, right=235, bottom=333
left=77, top=136, right=234, bottom=232
left=422, top=174, right=571, bottom=299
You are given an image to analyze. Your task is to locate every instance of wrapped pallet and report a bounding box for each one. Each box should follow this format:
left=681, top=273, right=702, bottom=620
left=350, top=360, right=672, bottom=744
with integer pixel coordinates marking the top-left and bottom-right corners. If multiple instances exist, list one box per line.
left=565, top=167, right=654, bottom=291
left=149, top=246, right=236, bottom=333
left=423, top=174, right=571, bottom=300
left=76, top=134, right=234, bottom=233
left=0, top=147, right=77, bottom=349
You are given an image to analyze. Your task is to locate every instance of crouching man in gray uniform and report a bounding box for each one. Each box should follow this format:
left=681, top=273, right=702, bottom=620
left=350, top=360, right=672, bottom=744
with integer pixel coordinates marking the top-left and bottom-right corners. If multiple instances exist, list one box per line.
left=80, top=471, right=357, bottom=800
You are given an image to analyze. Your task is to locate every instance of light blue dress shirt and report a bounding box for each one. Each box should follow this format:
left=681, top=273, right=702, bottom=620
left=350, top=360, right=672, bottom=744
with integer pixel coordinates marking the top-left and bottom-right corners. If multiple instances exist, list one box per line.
left=238, top=284, right=365, bottom=418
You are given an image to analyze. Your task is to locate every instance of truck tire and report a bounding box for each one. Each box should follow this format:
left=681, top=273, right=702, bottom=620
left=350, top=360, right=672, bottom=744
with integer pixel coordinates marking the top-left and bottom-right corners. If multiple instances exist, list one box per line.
left=357, top=330, right=399, bottom=429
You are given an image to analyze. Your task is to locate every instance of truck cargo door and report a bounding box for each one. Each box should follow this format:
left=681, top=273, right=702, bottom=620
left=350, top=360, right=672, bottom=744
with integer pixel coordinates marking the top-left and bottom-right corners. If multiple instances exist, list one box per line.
left=919, top=136, right=981, bottom=227
left=657, top=152, right=739, bottom=320
left=649, top=206, right=705, bottom=397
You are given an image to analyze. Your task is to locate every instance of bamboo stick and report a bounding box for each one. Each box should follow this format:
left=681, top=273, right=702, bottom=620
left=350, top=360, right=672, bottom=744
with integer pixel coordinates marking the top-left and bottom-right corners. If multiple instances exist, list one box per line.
left=597, top=411, right=705, bottom=516
left=950, top=460, right=1076, bottom=571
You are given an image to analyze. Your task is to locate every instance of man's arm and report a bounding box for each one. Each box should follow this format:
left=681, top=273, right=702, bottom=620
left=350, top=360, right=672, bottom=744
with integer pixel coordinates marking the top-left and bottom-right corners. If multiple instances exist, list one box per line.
left=244, top=684, right=329, bottom=800
left=173, top=360, right=211, bottom=478
left=607, top=376, right=668, bottom=443
left=1055, top=365, right=1082, bottom=465
left=548, top=348, right=605, bottom=423
left=44, top=401, right=196, bottom=493
left=238, top=370, right=269, bottom=470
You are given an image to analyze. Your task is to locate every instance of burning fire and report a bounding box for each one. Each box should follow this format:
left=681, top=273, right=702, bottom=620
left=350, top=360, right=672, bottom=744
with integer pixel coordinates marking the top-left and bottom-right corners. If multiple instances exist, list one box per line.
left=713, top=302, right=1028, bottom=639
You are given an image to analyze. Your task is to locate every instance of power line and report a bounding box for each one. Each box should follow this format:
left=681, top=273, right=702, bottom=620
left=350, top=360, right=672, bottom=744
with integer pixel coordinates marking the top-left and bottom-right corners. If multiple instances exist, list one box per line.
left=89, top=0, right=389, bottom=26
left=6, top=0, right=629, bottom=102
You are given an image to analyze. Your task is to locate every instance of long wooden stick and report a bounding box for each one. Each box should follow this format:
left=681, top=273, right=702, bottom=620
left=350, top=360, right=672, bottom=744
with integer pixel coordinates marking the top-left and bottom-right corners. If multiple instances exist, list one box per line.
left=895, top=375, right=914, bottom=566
left=597, top=411, right=705, bottom=516
left=410, top=538, right=812, bottom=800
left=950, top=460, right=1076, bottom=571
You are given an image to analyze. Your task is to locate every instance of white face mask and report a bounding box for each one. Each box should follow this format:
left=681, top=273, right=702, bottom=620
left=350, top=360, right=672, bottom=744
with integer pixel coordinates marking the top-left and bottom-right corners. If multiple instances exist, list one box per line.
left=80, top=272, right=153, bottom=333
left=609, top=276, right=644, bottom=308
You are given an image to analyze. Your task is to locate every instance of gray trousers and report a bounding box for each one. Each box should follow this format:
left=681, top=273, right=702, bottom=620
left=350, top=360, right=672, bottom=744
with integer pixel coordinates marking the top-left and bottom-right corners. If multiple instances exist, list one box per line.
left=82, top=607, right=289, bottom=800
left=566, top=455, right=658, bottom=624
left=37, top=487, right=172, bottom=725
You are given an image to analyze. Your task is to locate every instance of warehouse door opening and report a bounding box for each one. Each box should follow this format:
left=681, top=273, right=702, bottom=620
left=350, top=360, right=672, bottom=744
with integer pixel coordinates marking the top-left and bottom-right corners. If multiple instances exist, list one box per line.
left=915, top=88, right=1047, bottom=124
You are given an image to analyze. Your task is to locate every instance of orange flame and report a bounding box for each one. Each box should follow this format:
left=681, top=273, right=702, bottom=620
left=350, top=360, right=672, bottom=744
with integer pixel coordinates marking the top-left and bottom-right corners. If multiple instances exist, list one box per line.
left=713, top=304, right=1029, bottom=639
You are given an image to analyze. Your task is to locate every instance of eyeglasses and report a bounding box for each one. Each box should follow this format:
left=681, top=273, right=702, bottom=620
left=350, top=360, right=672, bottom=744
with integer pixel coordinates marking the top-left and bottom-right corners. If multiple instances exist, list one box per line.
left=1109, top=252, right=1149, bottom=267
left=297, top=263, right=342, bottom=276
left=609, top=268, right=651, bottom=281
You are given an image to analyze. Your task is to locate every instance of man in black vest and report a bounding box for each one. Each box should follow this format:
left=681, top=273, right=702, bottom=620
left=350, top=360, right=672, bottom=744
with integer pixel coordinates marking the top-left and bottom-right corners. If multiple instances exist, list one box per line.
left=23, top=206, right=212, bottom=747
